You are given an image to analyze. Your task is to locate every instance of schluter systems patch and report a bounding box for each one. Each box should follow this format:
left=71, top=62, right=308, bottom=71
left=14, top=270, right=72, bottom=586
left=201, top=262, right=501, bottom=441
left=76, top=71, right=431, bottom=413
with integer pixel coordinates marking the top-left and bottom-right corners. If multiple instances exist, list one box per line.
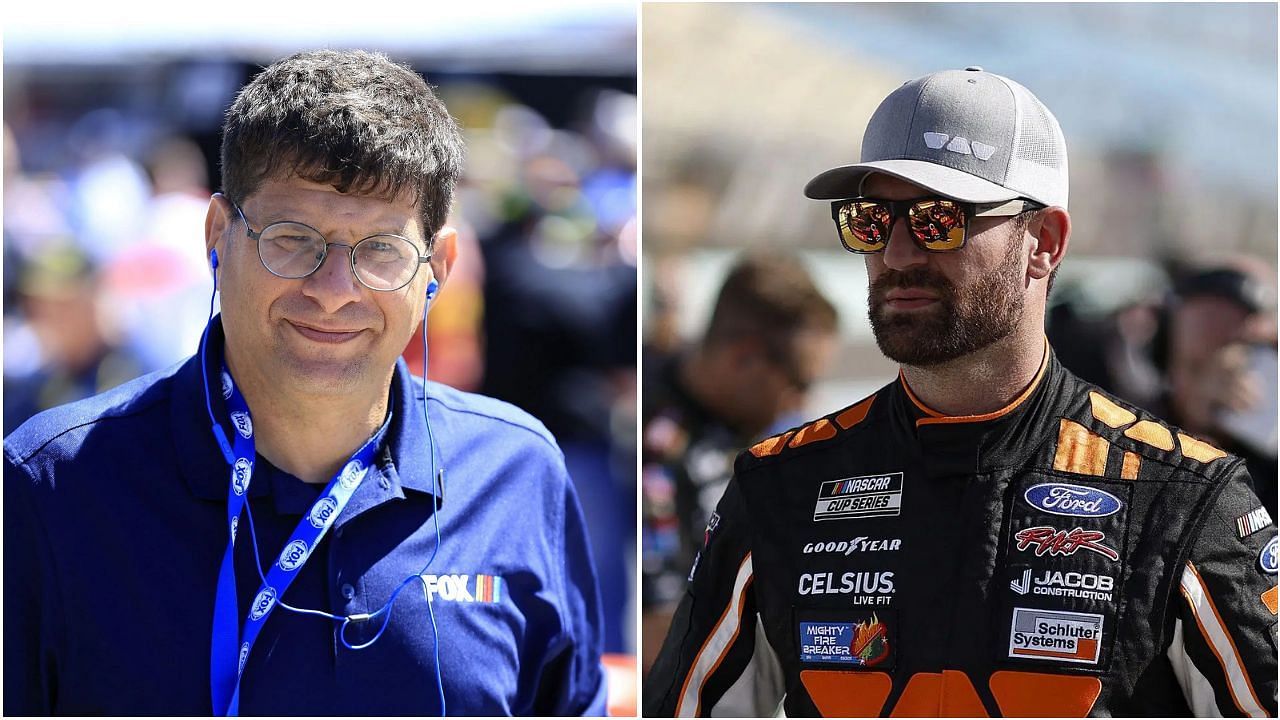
left=813, top=472, right=903, bottom=521
left=1008, top=608, right=1103, bottom=664
left=799, top=615, right=890, bottom=666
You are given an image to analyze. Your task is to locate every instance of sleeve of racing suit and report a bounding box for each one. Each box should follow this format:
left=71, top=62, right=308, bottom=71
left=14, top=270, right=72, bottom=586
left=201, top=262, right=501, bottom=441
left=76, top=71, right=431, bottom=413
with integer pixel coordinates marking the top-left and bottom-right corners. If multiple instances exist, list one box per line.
left=643, top=476, right=784, bottom=717
left=1167, top=460, right=1278, bottom=717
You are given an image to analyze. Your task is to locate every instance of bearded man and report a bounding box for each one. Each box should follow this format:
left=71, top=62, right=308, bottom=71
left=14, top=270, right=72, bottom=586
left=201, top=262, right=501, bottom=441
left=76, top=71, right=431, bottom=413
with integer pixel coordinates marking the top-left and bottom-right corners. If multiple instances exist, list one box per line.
left=644, top=68, right=1276, bottom=718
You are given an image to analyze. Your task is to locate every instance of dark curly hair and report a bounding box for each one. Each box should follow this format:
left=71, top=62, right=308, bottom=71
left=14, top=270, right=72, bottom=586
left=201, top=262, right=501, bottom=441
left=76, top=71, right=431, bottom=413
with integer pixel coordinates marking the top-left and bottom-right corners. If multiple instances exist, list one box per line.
left=220, top=49, right=464, bottom=246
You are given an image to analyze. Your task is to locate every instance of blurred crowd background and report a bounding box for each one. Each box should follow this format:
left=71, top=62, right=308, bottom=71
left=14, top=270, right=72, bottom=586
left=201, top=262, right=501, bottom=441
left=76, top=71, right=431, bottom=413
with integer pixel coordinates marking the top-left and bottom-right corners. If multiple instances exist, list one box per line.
left=641, top=2, right=1278, bottom=669
left=3, top=2, right=637, bottom=712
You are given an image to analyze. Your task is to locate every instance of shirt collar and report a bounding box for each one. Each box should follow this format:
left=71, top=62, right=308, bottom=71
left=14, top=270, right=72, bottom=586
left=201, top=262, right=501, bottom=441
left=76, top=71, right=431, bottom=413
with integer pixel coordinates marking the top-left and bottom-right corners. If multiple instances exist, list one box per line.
left=175, top=316, right=441, bottom=506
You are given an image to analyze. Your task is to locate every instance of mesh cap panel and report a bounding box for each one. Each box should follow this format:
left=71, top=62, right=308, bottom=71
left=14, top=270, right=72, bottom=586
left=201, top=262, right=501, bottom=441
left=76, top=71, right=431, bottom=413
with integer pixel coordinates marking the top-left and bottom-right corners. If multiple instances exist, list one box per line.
left=1000, top=76, right=1069, bottom=207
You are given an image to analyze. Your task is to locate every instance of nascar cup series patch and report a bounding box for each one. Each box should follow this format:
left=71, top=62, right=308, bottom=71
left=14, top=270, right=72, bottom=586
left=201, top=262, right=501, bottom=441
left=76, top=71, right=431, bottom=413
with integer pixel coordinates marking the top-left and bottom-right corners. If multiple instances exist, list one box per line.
left=813, top=472, right=903, bottom=521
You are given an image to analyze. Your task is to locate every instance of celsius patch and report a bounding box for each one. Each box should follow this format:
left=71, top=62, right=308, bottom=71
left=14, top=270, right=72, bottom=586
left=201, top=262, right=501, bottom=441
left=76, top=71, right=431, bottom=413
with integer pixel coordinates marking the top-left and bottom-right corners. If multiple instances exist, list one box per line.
left=814, top=472, right=903, bottom=521
left=799, top=614, right=890, bottom=666
left=1009, top=608, right=1103, bottom=665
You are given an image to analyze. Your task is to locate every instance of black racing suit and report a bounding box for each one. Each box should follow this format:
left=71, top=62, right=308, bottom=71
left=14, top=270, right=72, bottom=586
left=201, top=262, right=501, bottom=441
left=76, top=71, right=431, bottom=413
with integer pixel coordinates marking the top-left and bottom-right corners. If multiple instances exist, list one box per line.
left=645, top=348, right=1277, bottom=717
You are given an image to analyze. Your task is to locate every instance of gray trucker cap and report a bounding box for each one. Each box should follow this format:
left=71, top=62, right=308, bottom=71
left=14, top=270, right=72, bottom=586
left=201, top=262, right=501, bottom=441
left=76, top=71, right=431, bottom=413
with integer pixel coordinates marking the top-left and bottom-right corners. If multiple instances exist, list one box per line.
left=804, top=67, right=1069, bottom=209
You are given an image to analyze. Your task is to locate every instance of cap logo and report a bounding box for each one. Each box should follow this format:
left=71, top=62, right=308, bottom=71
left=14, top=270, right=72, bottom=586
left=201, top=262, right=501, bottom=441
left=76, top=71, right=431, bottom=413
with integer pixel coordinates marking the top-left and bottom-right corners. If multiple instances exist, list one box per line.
left=922, top=132, right=996, bottom=161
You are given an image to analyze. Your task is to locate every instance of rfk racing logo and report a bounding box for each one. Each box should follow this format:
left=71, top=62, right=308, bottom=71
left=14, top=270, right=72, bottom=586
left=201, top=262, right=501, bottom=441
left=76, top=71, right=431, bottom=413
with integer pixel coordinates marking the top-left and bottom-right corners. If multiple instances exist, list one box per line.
left=1015, top=526, right=1119, bottom=561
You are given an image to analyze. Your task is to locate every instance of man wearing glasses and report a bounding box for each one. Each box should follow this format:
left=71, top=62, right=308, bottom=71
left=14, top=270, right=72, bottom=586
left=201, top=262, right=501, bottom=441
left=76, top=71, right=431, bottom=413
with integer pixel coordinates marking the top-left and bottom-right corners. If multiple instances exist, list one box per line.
left=5, top=50, right=606, bottom=715
left=645, top=68, right=1276, bottom=717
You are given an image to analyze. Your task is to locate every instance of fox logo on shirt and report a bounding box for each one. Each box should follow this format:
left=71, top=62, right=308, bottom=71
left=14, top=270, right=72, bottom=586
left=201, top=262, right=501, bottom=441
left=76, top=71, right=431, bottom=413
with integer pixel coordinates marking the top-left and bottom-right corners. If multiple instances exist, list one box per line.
left=421, top=574, right=504, bottom=603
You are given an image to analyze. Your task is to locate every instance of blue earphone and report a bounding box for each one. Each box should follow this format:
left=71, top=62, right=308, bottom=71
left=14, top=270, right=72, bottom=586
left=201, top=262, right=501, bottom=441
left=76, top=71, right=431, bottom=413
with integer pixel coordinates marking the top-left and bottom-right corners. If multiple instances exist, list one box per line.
left=200, top=244, right=447, bottom=714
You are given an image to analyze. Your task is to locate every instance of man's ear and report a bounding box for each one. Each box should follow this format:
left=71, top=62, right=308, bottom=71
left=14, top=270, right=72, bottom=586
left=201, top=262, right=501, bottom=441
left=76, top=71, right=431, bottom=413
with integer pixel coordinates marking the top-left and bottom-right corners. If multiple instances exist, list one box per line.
left=428, top=226, right=460, bottom=288
left=205, top=193, right=233, bottom=274
left=1026, top=206, right=1070, bottom=283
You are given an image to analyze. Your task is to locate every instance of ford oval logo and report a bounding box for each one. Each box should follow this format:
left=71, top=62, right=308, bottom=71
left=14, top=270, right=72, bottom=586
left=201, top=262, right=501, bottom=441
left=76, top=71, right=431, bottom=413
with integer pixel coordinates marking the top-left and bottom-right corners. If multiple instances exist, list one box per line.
left=1260, top=536, right=1278, bottom=574
left=1024, top=483, right=1122, bottom=518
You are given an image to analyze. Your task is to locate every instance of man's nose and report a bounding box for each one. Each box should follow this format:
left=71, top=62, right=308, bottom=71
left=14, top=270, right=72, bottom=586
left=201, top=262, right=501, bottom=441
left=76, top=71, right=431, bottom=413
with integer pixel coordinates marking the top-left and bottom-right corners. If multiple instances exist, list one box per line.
left=301, top=243, right=363, bottom=310
left=881, top=216, right=928, bottom=270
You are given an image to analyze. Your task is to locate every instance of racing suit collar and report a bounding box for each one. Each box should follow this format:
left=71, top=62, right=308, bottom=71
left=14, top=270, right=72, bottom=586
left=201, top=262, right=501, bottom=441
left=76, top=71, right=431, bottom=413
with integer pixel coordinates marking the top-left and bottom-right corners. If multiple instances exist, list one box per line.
left=897, top=337, right=1052, bottom=426
left=890, top=339, right=1061, bottom=478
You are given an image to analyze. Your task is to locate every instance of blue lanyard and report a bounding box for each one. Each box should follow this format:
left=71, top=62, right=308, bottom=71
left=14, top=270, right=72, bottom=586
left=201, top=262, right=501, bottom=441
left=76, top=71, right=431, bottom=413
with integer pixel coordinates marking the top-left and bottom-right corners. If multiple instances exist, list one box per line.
left=209, top=363, right=384, bottom=716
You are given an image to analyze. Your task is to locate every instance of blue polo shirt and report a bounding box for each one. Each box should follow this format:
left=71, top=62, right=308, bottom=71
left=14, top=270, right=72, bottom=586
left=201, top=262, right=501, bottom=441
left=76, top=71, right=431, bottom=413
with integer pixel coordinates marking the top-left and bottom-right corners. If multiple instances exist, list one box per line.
left=3, top=321, right=608, bottom=715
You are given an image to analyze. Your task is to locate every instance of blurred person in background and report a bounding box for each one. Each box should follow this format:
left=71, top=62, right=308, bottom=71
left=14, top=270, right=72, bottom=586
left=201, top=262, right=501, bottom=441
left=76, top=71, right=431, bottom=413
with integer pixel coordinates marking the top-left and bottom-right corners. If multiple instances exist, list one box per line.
left=102, top=135, right=220, bottom=372
left=2, top=246, right=143, bottom=431
left=474, top=91, right=639, bottom=663
left=4, top=50, right=606, bottom=716
left=645, top=68, right=1276, bottom=717
left=641, top=250, right=838, bottom=672
left=1053, top=260, right=1279, bottom=519
left=1159, top=263, right=1277, bottom=517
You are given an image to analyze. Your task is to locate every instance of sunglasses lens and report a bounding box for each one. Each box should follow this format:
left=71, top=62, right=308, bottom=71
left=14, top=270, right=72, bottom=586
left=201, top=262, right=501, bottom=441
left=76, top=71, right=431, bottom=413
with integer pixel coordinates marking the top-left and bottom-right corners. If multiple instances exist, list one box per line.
left=909, top=200, right=967, bottom=250
left=836, top=201, right=891, bottom=252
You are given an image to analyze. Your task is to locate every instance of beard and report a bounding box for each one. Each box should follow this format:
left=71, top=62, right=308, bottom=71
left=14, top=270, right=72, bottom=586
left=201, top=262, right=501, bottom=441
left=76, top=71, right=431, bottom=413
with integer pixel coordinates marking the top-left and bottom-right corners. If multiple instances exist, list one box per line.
left=868, top=234, right=1025, bottom=367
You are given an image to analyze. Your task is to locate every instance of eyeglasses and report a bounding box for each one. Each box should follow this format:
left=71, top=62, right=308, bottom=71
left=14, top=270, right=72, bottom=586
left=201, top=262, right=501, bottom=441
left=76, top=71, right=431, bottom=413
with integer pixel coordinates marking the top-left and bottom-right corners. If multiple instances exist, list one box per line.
left=229, top=201, right=432, bottom=292
left=830, top=196, right=1043, bottom=254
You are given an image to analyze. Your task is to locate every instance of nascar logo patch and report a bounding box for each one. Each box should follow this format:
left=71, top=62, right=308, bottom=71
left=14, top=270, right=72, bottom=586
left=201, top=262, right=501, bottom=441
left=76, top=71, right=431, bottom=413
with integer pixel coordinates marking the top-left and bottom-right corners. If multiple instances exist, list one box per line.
left=813, top=472, right=903, bottom=521
left=1237, top=507, right=1273, bottom=539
